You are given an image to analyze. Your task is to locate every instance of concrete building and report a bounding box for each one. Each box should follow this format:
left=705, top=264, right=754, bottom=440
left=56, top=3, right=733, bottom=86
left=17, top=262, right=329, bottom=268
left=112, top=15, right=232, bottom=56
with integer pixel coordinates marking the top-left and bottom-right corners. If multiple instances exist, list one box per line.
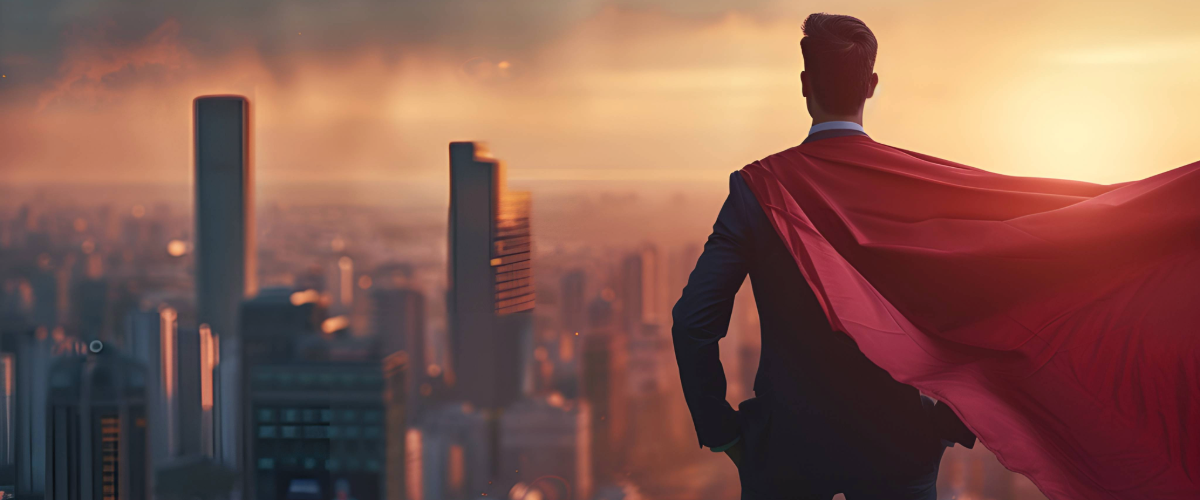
left=499, top=397, right=592, bottom=500
left=193, top=95, right=256, bottom=468
left=382, top=352, right=408, bottom=500
left=579, top=330, right=628, bottom=483
left=559, top=270, right=586, bottom=337
left=123, top=307, right=179, bottom=467
left=372, top=287, right=425, bottom=415
left=10, top=328, right=56, bottom=499
left=173, top=326, right=214, bottom=459
left=246, top=361, right=387, bottom=500
left=412, top=404, right=491, bottom=500
left=446, top=142, right=534, bottom=411
left=44, top=345, right=149, bottom=500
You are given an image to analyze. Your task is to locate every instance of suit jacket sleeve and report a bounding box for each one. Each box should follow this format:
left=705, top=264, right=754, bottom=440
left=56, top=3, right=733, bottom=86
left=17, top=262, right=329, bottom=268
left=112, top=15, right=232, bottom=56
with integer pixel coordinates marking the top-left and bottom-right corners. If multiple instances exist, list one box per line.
left=671, top=172, right=753, bottom=449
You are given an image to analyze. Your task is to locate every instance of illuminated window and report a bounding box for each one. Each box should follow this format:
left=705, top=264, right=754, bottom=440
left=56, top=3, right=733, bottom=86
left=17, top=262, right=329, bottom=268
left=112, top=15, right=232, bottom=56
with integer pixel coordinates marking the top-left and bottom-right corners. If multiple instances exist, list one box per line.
left=283, top=409, right=299, bottom=422
left=258, top=409, right=275, bottom=422
left=319, top=409, right=333, bottom=422
left=281, top=426, right=299, bottom=438
left=100, top=415, right=120, bottom=500
left=258, top=426, right=277, bottom=438
left=257, top=458, right=274, bottom=470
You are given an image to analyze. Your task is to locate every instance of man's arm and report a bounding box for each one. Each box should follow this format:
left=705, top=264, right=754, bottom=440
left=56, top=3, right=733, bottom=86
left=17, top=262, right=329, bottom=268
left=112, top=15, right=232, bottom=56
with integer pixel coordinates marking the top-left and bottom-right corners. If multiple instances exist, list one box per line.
left=671, top=173, right=753, bottom=454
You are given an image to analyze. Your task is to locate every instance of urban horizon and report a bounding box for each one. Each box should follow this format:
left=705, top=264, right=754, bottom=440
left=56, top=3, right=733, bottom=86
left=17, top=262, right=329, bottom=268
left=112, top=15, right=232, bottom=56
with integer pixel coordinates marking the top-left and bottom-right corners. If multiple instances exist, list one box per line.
left=5, top=1, right=1198, bottom=499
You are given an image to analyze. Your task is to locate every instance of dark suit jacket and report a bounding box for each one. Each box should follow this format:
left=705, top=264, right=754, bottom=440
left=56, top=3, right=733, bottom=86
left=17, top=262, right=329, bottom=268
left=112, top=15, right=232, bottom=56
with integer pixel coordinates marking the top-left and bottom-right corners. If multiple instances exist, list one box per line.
left=671, top=129, right=974, bottom=489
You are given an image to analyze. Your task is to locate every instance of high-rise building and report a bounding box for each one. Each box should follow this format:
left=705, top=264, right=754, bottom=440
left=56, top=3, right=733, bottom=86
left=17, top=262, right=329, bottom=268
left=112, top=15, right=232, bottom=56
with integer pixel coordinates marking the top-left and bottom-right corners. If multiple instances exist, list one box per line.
left=413, top=404, right=491, bottom=500
left=499, top=397, right=592, bottom=500
left=620, top=246, right=665, bottom=332
left=71, top=277, right=109, bottom=342
left=446, top=142, right=533, bottom=410
left=0, top=352, right=12, bottom=483
left=44, top=345, right=149, bottom=500
left=238, top=287, right=323, bottom=500
left=579, top=329, right=628, bottom=483
left=373, top=287, right=425, bottom=372
left=372, top=286, right=426, bottom=415
left=194, top=95, right=256, bottom=468
left=28, top=270, right=57, bottom=331
left=383, top=352, right=408, bottom=500
left=124, top=306, right=180, bottom=468
left=559, top=270, right=586, bottom=336
left=10, top=328, right=55, bottom=499
left=174, top=326, right=215, bottom=459
left=245, top=361, right=387, bottom=500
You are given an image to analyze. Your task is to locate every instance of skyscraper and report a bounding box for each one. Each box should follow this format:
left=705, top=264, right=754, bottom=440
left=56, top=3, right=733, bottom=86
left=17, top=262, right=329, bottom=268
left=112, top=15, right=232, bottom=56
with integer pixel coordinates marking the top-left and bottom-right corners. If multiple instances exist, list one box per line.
left=194, top=95, right=256, bottom=468
left=11, top=328, right=54, bottom=499
left=238, top=287, right=322, bottom=500
left=559, top=270, right=586, bottom=336
left=124, top=306, right=180, bottom=467
left=446, top=142, right=533, bottom=410
left=0, top=352, right=11, bottom=468
left=373, top=288, right=425, bottom=372
left=372, top=286, right=426, bottom=416
left=44, top=345, right=149, bottom=500
left=413, top=404, right=491, bottom=500
left=383, top=352, right=408, bottom=500
left=579, top=330, right=628, bottom=482
left=175, top=326, right=211, bottom=459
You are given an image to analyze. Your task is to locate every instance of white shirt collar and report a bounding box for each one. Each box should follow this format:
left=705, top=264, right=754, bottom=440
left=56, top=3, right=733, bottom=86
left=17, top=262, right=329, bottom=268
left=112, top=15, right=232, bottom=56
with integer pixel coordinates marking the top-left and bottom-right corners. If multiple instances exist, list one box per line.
left=808, top=121, right=865, bottom=136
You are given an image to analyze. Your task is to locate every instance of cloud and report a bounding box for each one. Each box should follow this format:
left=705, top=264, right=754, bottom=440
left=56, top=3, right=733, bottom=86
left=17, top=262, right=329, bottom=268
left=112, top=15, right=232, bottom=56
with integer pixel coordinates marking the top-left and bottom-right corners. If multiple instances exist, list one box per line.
left=38, top=19, right=191, bottom=109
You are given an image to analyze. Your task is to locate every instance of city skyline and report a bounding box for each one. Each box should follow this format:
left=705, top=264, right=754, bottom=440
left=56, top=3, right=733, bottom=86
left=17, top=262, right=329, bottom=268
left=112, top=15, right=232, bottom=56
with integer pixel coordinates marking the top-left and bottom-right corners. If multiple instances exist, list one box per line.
left=4, top=1, right=1191, bottom=498
left=4, top=1, right=1200, bottom=188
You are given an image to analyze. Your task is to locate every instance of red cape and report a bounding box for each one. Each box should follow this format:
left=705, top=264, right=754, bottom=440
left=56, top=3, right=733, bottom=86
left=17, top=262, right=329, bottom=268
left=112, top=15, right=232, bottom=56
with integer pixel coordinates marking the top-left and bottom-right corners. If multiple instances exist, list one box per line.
left=739, top=135, right=1199, bottom=500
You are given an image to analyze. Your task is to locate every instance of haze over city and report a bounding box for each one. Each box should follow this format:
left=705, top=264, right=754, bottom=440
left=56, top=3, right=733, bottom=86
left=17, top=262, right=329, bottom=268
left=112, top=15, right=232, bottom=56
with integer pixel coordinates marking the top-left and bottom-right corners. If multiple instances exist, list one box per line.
left=4, top=0, right=1200, bottom=189
left=1, top=1, right=1197, bottom=500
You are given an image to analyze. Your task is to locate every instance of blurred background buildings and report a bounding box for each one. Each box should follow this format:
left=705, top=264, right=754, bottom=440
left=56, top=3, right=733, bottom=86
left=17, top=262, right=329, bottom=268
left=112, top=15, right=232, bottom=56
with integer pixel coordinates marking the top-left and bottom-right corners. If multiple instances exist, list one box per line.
left=0, top=97, right=1049, bottom=500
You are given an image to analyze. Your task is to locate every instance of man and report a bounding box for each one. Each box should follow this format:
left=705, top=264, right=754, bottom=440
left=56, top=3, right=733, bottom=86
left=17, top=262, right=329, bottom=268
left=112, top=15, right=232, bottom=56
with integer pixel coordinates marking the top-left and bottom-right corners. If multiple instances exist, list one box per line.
left=671, top=13, right=975, bottom=500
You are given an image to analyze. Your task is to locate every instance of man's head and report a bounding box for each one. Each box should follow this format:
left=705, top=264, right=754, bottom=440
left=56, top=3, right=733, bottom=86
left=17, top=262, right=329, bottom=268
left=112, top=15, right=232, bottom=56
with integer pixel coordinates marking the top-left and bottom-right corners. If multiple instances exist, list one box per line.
left=800, top=13, right=879, bottom=122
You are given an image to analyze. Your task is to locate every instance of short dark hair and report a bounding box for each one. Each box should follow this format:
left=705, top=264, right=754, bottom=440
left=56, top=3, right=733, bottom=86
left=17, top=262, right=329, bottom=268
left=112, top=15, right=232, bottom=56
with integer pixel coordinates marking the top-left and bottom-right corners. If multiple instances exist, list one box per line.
left=800, top=13, right=878, bottom=115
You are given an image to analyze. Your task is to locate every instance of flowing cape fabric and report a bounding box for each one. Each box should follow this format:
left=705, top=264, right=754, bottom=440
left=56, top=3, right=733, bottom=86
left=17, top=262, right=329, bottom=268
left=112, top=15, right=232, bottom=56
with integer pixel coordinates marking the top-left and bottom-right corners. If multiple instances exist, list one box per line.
left=739, top=135, right=1199, bottom=500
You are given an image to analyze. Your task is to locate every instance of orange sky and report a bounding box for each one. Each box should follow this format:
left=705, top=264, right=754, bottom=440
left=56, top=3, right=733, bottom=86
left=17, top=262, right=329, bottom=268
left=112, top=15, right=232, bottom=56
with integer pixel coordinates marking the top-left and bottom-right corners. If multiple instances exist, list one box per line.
left=1, top=0, right=1199, bottom=187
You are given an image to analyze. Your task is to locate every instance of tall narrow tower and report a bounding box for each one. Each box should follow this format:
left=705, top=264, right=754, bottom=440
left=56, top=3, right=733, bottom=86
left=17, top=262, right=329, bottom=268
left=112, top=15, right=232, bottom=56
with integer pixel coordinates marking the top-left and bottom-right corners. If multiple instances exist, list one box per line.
left=447, top=142, right=533, bottom=411
left=193, top=95, right=255, bottom=467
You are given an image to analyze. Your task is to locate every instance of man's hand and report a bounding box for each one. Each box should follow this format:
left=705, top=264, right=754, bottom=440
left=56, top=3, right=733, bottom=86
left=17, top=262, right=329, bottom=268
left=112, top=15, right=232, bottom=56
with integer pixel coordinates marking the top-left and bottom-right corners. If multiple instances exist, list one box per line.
left=723, top=439, right=746, bottom=468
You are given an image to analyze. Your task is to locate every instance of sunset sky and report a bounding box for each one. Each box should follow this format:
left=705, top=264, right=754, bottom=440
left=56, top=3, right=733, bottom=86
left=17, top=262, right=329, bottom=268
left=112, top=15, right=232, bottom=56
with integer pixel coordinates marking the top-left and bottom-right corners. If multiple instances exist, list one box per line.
left=2, top=0, right=1199, bottom=187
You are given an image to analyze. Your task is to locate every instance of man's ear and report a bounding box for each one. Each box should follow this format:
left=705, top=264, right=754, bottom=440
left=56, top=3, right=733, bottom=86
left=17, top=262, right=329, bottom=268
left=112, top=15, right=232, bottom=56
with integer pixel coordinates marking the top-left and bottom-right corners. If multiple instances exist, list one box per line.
left=801, top=71, right=809, bottom=98
left=866, top=72, right=879, bottom=99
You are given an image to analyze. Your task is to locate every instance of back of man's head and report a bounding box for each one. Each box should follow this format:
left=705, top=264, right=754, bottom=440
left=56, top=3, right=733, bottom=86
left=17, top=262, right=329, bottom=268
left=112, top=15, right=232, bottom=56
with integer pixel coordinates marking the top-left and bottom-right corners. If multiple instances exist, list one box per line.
left=800, top=13, right=878, bottom=116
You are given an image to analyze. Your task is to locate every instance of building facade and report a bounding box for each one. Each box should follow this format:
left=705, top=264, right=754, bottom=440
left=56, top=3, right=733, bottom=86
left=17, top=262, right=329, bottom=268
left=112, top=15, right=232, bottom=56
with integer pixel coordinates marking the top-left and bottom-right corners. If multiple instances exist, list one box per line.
left=193, top=95, right=256, bottom=468
left=44, top=347, right=149, bottom=500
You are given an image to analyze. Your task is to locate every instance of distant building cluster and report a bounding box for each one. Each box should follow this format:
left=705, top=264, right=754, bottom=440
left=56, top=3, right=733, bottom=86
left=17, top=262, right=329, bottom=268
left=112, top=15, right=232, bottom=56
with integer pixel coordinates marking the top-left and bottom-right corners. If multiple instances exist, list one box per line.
left=0, top=97, right=1037, bottom=500
left=0, top=96, right=715, bottom=500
